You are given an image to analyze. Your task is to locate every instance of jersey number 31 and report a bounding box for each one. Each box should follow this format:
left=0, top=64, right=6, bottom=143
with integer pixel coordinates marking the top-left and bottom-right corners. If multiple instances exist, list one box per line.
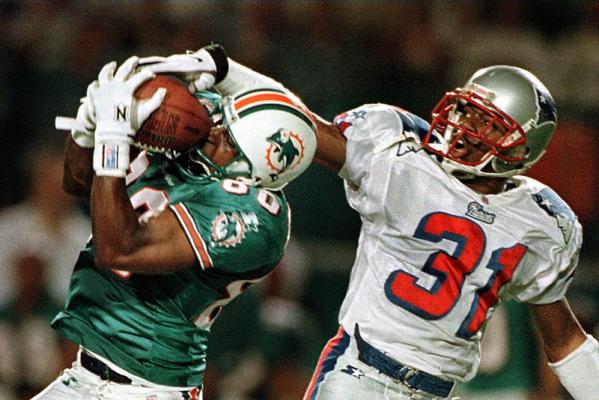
left=384, top=212, right=527, bottom=339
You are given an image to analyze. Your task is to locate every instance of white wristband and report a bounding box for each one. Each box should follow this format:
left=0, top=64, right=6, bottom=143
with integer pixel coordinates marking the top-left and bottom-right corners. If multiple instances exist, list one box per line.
left=214, top=59, right=286, bottom=96
left=549, top=334, right=599, bottom=400
left=93, top=136, right=131, bottom=178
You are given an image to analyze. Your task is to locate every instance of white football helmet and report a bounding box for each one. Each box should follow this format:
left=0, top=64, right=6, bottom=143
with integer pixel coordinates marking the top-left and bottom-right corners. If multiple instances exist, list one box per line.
left=422, top=65, right=557, bottom=178
left=182, top=88, right=317, bottom=190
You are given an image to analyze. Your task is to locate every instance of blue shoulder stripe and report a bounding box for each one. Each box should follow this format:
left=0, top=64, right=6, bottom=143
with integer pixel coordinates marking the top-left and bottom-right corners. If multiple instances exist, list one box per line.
left=393, top=109, right=432, bottom=142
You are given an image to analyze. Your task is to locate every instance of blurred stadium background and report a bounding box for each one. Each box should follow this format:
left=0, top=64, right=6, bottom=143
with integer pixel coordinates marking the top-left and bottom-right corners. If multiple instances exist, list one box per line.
left=0, top=1, right=598, bottom=399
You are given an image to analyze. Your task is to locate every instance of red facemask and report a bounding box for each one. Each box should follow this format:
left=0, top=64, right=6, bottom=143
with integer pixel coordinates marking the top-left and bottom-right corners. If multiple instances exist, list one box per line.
left=422, top=89, right=527, bottom=167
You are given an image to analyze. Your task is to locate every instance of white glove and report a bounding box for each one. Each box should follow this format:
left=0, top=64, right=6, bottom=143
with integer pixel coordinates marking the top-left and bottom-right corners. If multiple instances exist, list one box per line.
left=138, top=44, right=228, bottom=93
left=55, top=82, right=97, bottom=148
left=89, top=56, right=166, bottom=177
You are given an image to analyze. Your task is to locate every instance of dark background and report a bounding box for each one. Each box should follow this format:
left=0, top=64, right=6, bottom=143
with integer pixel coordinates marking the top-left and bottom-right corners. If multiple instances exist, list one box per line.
left=0, top=1, right=598, bottom=399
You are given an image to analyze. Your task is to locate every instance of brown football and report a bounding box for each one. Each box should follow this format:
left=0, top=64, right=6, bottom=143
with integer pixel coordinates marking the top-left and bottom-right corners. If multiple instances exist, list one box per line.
left=134, top=75, right=211, bottom=153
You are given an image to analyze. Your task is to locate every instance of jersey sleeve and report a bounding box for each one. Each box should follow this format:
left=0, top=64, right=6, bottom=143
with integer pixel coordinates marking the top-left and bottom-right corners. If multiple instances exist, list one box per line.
left=169, top=182, right=289, bottom=275
left=334, top=104, right=417, bottom=189
left=504, top=217, right=583, bottom=305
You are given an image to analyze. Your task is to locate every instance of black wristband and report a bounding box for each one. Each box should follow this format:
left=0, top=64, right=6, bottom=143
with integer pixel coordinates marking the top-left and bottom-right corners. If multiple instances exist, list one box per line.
left=204, top=44, right=229, bottom=84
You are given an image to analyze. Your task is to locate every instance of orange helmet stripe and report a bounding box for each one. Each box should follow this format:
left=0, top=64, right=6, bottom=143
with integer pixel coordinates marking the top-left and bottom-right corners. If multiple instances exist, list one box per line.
left=234, top=91, right=316, bottom=125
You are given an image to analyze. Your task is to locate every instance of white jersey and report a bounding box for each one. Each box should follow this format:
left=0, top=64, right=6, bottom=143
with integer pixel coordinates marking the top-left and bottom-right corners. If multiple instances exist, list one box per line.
left=334, top=104, right=583, bottom=382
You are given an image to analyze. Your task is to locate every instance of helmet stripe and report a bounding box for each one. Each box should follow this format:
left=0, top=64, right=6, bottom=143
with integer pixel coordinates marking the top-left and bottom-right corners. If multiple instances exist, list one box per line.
left=238, top=103, right=316, bottom=131
left=234, top=90, right=316, bottom=127
left=236, top=87, right=287, bottom=97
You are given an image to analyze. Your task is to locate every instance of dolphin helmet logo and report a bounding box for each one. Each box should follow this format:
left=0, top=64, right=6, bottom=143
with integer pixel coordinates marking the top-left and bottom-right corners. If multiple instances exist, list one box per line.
left=265, top=128, right=305, bottom=174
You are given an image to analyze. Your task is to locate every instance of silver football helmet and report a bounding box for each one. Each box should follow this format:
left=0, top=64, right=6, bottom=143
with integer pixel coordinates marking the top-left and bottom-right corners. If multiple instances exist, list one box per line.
left=422, top=65, right=557, bottom=178
left=182, top=88, right=317, bottom=190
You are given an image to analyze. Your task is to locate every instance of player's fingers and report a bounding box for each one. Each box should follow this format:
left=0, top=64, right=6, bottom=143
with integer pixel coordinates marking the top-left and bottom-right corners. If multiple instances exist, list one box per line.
left=192, top=73, right=216, bottom=92
left=128, top=69, right=156, bottom=91
left=85, top=81, right=99, bottom=99
left=134, top=88, right=166, bottom=132
left=147, top=87, right=167, bottom=111
left=137, top=56, right=168, bottom=68
left=115, top=56, right=139, bottom=81
left=86, top=80, right=98, bottom=98
left=98, top=62, right=116, bottom=85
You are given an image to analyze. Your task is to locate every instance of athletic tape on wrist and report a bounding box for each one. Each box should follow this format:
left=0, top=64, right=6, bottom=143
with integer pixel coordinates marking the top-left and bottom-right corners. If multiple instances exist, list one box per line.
left=93, top=143, right=130, bottom=177
left=549, top=334, right=599, bottom=400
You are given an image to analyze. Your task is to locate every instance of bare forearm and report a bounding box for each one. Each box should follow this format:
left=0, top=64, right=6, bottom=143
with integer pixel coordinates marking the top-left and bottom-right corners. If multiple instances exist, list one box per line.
left=90, top=176, right=195, bottom=273
left=314, top=116, right=346, bottom=173
left=63, top=135, right=94, bottom=198
left=530, top=299, right=587, bottom=362
left=529, top=299, right=599, bottom=399
left=91, top=176, right=145, bottom=269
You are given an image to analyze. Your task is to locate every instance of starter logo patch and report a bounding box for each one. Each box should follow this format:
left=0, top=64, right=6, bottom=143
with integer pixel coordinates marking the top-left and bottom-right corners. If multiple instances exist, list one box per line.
left=340, top=364, right=364, bottom=379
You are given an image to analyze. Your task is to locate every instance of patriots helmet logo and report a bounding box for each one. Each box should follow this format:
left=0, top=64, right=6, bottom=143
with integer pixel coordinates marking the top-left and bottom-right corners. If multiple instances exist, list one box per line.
left=266, top=128, right=304, bottom=174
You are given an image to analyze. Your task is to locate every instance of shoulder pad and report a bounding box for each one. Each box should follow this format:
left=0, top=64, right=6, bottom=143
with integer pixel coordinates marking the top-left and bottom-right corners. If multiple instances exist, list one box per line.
left=531, top=187, right=578, bottom=245
left=390, top=107, right=431, bottom=141
left=334, top=104, right=428, bottom=142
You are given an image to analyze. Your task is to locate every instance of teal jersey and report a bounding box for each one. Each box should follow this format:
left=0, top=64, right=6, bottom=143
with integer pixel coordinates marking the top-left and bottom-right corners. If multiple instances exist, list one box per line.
left=52, top=151, right=290, bottom=387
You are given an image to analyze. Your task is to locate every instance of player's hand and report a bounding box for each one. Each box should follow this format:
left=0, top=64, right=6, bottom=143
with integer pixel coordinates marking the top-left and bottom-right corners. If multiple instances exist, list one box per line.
left=55, top=82, right=97, bottom=148
left=139, top=44, right=229, bottom=93
left=90, top=56, right=165, bottom=137
left=89, top=56, right=166, bottom=177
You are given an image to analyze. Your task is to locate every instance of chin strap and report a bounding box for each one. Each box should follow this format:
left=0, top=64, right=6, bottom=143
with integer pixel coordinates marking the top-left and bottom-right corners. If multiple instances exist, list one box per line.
left=549, top=334, right=599, bottom=400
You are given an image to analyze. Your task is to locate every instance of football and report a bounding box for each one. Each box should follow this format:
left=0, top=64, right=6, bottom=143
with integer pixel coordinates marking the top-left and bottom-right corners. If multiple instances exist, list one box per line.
left=134, top=75, right=212, bottom=153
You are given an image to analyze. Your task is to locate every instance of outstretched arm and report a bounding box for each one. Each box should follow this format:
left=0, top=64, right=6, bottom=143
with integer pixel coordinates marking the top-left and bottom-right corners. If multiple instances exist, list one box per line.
left=529, top=299, right=599, bottom=399
left=313, top=115, right=346, bottom=173
left=140, top=45, right=349, bottom=173
left=215, top=57, right=348, bottom=173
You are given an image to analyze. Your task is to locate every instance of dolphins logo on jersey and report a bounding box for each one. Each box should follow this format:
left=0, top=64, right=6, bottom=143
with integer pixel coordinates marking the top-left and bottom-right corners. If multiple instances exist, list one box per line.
left=211, top=211, right=245, bottom=247
left=265, top=128, right=304, bottom=175
left=532, top=189, right=576, bottom=243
